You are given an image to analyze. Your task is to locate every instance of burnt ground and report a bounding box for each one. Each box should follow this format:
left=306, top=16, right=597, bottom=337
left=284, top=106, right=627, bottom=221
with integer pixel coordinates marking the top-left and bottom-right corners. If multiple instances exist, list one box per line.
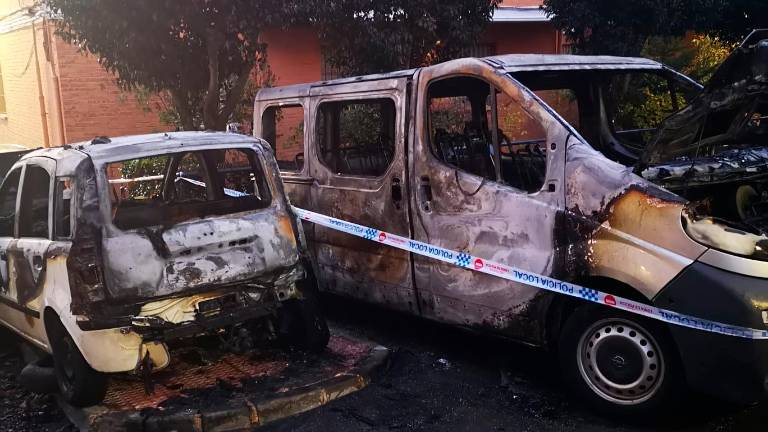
left=0, top=296, right=766, bottom=431
left=0, top=328, right=73, bottom=432
left=261, top=296, right=768, bottom=432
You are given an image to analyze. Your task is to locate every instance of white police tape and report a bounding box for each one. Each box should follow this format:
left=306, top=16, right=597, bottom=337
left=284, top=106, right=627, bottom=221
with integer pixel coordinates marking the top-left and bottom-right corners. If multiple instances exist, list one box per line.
left=293, top=206, right=768, bottom=340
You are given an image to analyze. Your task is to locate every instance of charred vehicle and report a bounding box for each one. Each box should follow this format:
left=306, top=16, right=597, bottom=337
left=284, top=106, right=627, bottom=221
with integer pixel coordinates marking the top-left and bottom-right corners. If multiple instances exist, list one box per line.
left=0, top=132, right=329, bottom=407
left=254, top=31, right=768, bottom=414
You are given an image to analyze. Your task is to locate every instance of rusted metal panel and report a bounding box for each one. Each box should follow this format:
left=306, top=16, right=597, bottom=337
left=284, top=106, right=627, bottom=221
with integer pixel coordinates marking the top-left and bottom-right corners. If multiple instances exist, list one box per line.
left=306, top=79, right=418, bottom=314
left=409, top=59, right=568, bottom=342
left=563, top=137, right=707, bottom=299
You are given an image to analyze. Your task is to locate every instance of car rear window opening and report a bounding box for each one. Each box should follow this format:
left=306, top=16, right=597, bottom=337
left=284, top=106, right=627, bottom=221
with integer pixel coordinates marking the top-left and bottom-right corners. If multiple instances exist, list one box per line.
left=106, top=148, right=272, bottom=230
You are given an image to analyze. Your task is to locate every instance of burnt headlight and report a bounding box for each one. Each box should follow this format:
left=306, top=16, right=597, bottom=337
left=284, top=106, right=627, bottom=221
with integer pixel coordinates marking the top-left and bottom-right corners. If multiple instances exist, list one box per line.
left=683, top=211, right=768, bottom=261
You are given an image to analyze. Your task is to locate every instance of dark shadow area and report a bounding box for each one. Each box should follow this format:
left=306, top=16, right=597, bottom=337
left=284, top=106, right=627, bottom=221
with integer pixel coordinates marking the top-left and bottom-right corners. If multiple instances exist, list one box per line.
left=258, top=294, right=767, bottom=432
left=0, top=327, right=73, bottom=432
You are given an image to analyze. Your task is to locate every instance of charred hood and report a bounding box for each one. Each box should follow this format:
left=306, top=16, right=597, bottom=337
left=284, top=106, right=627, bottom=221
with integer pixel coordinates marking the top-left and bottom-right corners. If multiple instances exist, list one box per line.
left=640, top=29, right=768, bottom=168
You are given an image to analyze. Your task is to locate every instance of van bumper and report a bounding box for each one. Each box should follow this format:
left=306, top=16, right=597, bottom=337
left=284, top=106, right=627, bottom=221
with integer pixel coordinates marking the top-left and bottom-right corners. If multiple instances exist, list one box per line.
left=654, top=262, right=768, bottom=404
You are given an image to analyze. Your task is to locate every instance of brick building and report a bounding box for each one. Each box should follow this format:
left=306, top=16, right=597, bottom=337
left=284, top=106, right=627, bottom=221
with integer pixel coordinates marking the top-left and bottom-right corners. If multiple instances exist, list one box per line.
left=0, top=0, right=561, bottom=149
left=263, top=0, right=564, bottom=86
left=0, top=0, right=168, bottom=149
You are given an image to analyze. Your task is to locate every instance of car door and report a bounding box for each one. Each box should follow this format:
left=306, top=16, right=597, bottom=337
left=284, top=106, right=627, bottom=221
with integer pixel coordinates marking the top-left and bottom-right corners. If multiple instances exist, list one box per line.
left=7, top=159, right=55, bottom=321
left=308, top=78, right=418, bottom=313
left=0, top=166, right=21, bottom=304
left=409, top=60, right=570, bottom=343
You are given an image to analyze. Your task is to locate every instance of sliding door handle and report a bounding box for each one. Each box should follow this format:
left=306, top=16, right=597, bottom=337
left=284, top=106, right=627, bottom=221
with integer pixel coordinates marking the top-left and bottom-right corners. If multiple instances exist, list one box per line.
left=391, top=177, right=403, bottom=210
left=419, top=176, right=433, bottom=212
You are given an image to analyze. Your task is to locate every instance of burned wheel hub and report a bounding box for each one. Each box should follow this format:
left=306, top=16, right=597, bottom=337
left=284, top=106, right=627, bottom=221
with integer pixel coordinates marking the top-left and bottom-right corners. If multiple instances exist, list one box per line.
left=577, top=319, right=664, bottom=405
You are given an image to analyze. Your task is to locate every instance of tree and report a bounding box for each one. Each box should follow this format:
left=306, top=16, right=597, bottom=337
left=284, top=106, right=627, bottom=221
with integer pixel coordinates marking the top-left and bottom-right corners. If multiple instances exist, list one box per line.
left=643, top=34, right=736, bottom=83
left=45, top=0, right=297, bottom=130
left=308, top=0, right=500, bottom=76
left=541, top=0, right=718, bottom=56
left=703, top=0, right=768, bottom=42
left=542, top=0, right=766, bottom=57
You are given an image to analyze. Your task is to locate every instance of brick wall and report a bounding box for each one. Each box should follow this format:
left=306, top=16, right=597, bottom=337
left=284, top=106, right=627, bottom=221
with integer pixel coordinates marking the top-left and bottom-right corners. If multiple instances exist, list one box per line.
left=54, top=38, right=170, bottom=144
left=0, top=26, right=46, bottom=147
left=261, top=26, right=323, bottom=86
left=499, top=0, right=544, bottom=6
left=483, top=22, right=562, bottom=55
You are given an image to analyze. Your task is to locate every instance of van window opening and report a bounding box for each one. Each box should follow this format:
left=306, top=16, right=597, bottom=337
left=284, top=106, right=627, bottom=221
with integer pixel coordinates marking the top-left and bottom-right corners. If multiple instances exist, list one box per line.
left=316, top=98, right=396, bottom=177
left=428, top=76, right=547, bottom=193
left=262, top=104, right=306, bottom=172
left=106, top=148, right=271, bottom=230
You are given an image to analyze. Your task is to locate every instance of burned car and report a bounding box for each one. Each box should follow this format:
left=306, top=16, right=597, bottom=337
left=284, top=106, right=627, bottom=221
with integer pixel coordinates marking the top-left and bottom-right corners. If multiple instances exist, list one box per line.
left=254, top=30, right=768, bottom=414
left=0, top=132, right=329, bottom=407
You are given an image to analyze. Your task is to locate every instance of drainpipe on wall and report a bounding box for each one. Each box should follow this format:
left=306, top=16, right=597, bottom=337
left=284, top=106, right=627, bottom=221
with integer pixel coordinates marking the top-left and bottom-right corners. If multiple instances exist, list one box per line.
left=42, top=19, right=66, bottom=146
left=31, top=20, right=51, bottom=148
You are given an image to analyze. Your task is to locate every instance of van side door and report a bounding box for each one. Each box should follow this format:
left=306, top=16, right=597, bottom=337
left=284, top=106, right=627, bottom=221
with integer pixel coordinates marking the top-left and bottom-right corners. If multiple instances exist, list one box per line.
left=308, top=78, right=418, bottom=312
left=410, top=60, right=570, bottom=344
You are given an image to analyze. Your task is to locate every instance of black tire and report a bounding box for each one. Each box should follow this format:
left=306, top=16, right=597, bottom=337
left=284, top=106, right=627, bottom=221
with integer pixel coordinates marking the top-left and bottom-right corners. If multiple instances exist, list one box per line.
left=559, top=303, right=682, bottom=417
left=46, top=316, right=108, bottom=407
left=278, top=282, right=330, bottom=353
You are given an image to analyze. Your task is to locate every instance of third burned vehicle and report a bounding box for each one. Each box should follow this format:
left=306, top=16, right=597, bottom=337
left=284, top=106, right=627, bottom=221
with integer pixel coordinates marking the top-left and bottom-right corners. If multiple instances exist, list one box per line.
left=254, top=31, right=768, bottom=414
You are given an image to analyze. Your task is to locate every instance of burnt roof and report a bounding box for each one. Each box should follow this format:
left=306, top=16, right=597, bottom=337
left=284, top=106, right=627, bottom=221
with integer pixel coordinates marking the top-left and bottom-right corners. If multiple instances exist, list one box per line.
left=256, top=54, right=663, bottom=101
left=19, top=132, right=268, bottom=175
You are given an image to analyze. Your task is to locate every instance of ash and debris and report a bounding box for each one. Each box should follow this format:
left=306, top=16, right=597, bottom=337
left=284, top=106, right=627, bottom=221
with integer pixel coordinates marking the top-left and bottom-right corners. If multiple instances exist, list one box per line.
left=0, top=328, right=73, bottom=432
left=0, top=298, right=767, bottom=431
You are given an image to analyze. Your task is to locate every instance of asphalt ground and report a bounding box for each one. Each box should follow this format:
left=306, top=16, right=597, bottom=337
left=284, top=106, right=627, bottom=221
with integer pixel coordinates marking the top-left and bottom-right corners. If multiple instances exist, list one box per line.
left=261, top=295, right=768, bottom=432
left=0, top=295, right=766, bottom=431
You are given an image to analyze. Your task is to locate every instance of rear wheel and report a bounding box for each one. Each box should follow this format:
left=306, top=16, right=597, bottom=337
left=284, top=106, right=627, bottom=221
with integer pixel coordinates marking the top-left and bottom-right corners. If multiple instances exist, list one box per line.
left=559, top=304, right=680, bottom=416
left=47, top=316, right=108, bottom=407
left=277, top=280, right=330, bottom=353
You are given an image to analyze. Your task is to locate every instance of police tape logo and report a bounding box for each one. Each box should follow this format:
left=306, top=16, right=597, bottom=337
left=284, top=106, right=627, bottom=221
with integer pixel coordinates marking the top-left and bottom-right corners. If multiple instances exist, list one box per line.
left=378, top=232, right=387, bottom=242
left=473, top=258, right=484, bottom=270
left=455, top=253, right=472, bottom=267
left=604, top=295, right=616, bottom=306
left=363, top=228, right=378, bottom=241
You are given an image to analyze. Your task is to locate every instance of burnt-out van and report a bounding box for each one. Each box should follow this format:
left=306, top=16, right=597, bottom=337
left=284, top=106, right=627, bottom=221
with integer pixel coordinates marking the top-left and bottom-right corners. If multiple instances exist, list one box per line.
left=254, top=31, right=768, bottom=413
left=0, top=132, right=329, bottom=407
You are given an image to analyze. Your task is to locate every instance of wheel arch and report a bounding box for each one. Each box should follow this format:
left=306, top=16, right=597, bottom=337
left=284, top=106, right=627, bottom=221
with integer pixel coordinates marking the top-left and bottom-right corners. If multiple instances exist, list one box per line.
left=544, top=276, right=655, bottom=351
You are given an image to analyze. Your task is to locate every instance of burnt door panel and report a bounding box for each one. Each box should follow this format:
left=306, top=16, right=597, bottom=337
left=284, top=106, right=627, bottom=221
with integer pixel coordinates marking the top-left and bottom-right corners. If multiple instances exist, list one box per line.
left=0, top=167, right=20, bottom=295
left=409, top=63, right=568, bottom=344
left=12, top=161, right=55, bottom=313
left=8, top=239, right=49, bottom=308
left=0, top=160, right=55, bottom=342
left=308, top=81, right=417, bottom=313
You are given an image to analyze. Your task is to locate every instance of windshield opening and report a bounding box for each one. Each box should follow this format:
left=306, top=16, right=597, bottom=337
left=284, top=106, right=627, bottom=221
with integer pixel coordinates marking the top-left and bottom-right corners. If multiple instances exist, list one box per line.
left=106, top=148, right=272, bottom=230
left=605, top=71, right=700, bottom=153
left=511, top=69, right=702, bottom=166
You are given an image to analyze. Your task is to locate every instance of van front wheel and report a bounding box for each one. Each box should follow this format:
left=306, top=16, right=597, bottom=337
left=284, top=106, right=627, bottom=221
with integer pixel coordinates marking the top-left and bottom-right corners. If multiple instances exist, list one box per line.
left=47, top=317, right=108, bottom=407
left=559, top=304, right=680, bottom=416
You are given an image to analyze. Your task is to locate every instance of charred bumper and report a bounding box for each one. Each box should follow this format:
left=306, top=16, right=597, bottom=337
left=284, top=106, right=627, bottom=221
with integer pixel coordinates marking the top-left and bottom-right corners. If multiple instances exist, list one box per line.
left=77, top=291, right=279, bottom=341
left=654, top=262, right=768, bottom=404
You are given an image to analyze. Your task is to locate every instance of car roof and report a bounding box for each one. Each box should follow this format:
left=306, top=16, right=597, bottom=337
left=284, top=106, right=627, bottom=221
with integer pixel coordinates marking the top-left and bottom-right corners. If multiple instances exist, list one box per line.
left=256, top=54, right=664, bottom=101
left=22, top=131, right=263, bottom=160
left=19, top=132, right=267, bottom=175
left=488, top=54, right=663, bottom=71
